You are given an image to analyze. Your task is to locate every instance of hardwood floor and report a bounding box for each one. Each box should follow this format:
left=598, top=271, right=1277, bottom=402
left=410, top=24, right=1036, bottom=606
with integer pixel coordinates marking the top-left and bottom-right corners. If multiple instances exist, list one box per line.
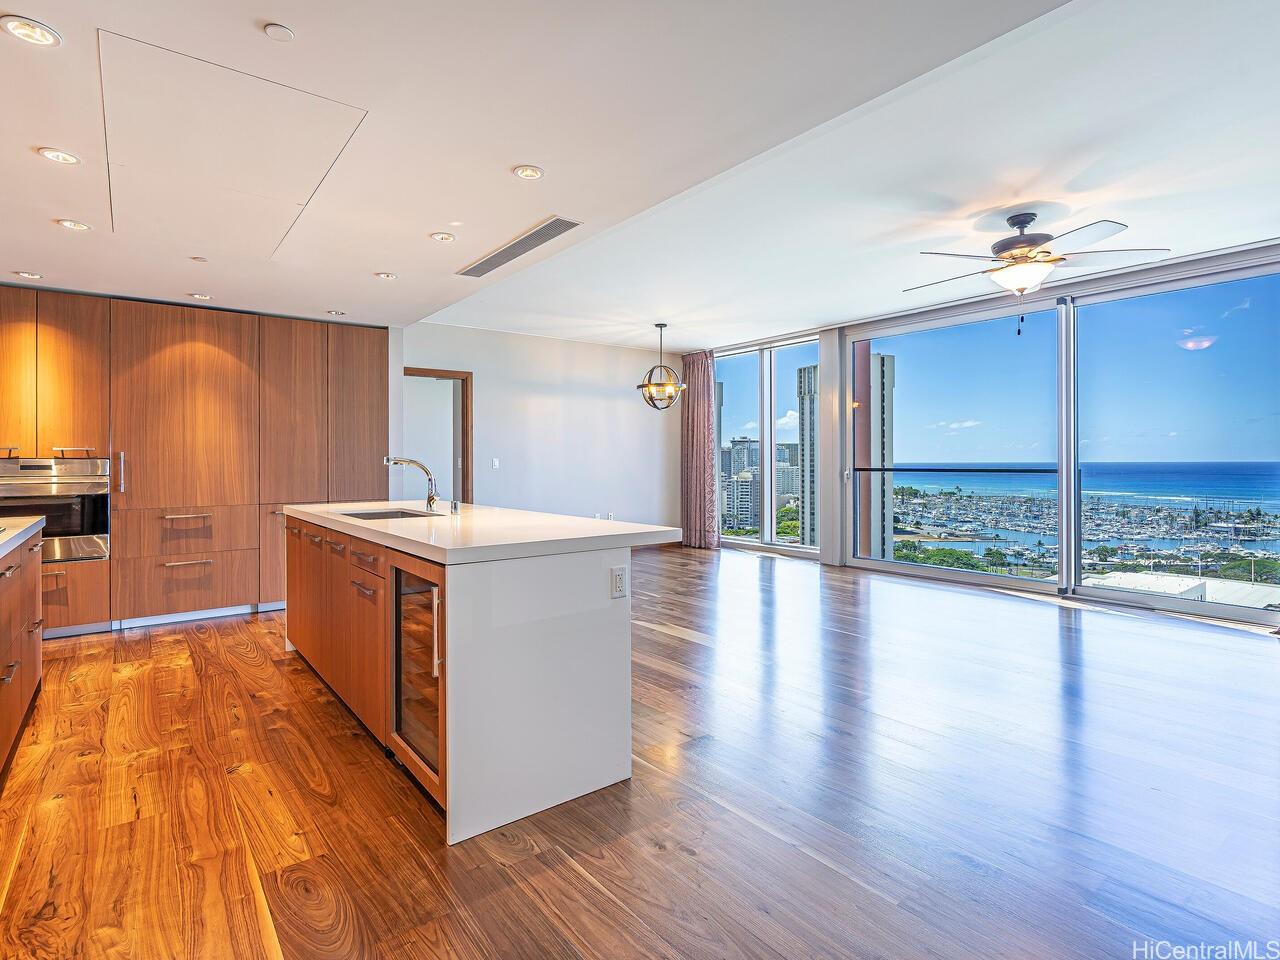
left=2, top=545, right=1278, bottom=958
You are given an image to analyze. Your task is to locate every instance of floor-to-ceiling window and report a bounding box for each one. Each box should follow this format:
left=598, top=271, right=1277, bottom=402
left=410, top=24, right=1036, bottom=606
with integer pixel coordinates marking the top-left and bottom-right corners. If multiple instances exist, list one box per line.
left=715, top=341, right=819, bottom=548
left=715, top=351, right=761, bottom=539
left=849, top=309, right=1059, bottom=580
left=1076, top=273, right=1280, bottom=611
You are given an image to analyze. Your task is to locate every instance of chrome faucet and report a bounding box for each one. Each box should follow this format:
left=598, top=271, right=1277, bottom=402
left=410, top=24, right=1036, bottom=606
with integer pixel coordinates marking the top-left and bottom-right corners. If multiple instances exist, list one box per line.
left=383, top=456, right=439, bottom=511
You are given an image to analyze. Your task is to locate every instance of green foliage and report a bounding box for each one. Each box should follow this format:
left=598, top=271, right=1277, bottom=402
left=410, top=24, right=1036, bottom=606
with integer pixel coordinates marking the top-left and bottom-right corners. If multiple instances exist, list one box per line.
left=983, top=548, right=1007, bottom=566
left=1218, top=557, right=1280, bottom=584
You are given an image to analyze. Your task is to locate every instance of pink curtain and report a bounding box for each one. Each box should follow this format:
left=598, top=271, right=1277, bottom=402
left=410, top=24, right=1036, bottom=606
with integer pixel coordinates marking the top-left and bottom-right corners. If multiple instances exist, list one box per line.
left=680, top=350, right=720, bottom=549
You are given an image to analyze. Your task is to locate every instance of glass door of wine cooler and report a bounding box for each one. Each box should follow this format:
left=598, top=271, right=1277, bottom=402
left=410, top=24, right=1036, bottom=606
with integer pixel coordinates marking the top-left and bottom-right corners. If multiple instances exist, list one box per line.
left=393, top=566, right=443, bottom=785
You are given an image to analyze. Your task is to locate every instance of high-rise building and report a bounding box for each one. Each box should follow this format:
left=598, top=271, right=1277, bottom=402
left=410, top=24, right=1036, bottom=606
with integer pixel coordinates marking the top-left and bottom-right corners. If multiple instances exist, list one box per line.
left=775, top=462, right=800, bottom=498
left=868, top=353, right=895, bottom=560
left=797, top=364, right=819, bottom=546
left=729, top=436, right=759, bottom=475
left=725, top=470, right=759, bottom=530
left=776, top=442, right=799, bottom=467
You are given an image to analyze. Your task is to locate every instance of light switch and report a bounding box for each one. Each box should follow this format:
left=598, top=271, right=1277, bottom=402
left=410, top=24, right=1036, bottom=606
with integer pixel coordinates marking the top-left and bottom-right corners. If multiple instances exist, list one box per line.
left=491, top=457, right=500, bottom=469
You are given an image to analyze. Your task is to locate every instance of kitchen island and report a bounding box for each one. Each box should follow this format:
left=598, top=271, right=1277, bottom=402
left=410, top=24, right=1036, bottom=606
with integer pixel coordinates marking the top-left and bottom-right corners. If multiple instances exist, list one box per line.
left=283, top=500, right=680, bottom=843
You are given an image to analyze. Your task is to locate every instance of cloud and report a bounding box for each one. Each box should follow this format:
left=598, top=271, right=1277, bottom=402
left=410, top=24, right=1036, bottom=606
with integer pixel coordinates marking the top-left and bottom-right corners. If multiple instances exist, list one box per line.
left=775, top=409, right=799, bottom=432
left=1220, top=297, right=1251, bottom=319
left=742, top=420, right=757, bottom=431
left=948, top=419, right=982, bottom=430
left=1167, top=431, right=1178, bottom=437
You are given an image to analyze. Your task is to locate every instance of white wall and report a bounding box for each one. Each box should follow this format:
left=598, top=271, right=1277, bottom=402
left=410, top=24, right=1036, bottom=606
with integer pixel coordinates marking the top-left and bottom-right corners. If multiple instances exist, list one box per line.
left=399, top=323, right=681, bottom=526
left=403, top=375, right=460, bottom=501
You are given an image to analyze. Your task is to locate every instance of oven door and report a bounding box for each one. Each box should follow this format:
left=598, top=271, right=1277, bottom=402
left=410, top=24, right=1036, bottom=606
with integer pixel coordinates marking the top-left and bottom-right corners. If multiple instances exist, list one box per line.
left=0, top=492, right=110, bottom=560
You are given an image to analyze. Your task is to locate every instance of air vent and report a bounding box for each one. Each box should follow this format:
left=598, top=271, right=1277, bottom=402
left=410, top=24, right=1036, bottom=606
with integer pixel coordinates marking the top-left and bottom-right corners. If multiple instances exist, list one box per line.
left=456, top=216, right=581, bottom=277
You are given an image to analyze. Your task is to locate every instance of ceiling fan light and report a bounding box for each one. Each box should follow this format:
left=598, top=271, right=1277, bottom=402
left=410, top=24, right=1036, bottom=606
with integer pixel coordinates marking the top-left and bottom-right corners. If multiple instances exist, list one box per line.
left=990, top=260, right=1056, bottom=296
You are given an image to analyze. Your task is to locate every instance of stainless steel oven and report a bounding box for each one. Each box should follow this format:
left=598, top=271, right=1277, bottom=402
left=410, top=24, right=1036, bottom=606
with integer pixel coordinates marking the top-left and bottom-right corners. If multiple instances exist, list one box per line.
left=0, top=458, right=110, bottom=561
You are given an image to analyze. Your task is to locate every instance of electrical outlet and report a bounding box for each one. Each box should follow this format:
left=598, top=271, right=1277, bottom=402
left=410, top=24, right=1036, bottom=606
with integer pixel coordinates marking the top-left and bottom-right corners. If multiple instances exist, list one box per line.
left=610, top=566, right=627, bottom=599
left=491, top=457, right=500, bottom=469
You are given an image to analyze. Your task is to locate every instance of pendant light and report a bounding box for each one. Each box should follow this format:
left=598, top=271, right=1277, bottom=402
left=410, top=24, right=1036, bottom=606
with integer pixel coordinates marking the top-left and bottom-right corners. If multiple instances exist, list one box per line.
left=636, top=322, right=685, bottom=410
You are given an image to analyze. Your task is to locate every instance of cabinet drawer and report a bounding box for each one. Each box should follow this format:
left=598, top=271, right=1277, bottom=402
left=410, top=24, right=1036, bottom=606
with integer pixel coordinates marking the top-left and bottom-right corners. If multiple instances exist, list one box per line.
left=111, top=549, right=258, bottom=620
left=112, top=505, right=259, bottom=558
left=348, top=538, right=387, bottom=579
left=41, top=558, right=110, bottom=629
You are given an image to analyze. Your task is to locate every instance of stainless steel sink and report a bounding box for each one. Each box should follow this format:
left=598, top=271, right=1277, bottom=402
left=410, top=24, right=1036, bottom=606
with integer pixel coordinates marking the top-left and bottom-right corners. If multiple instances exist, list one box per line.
left=340, top=508, right=441, bottom=520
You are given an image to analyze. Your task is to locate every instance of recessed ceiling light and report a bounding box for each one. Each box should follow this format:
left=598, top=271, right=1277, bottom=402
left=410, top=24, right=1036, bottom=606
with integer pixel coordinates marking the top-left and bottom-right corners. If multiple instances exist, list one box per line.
left=375, top=272, right=397, bottom=280
left=263, top=22, right=294, bottom=42
left=430, top=232, right=455, bottom=243
left=512, top=164, right=543, bottom=180
left=327, top=309, right=346, bottom=316
left=189, top=293, right=212, bottom=301
left=37, top=146, right=79, bottom=164
left=14, top=271, right=43, bottom=279
left=189, top=255, right=208, bottom=262
left=56, top=219, right=91, bottom=231
left=1, top=15, right=62, bottom=46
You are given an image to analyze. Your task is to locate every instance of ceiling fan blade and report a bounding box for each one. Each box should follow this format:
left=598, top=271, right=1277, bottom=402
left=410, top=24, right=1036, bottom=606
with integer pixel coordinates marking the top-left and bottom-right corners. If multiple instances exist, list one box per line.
left=1031, top=219, right=1127, bottom=255
left=1057, top=247, right=1171, bottom=268
left=903, top=267, right=998, bottom=293
left=919, top=251, right=1005, bottom=263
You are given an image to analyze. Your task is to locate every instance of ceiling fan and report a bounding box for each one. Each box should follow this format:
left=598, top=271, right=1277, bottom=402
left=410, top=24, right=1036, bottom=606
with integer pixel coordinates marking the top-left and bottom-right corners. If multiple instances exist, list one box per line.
left=905, top=213, right=1170, bottom=297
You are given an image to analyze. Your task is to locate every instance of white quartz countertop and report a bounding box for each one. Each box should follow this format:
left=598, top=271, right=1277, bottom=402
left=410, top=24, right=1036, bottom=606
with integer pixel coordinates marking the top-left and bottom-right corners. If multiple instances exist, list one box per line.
left=283, top=501, right=681, bottom=565
left=0, top=516, right=45, bottom=559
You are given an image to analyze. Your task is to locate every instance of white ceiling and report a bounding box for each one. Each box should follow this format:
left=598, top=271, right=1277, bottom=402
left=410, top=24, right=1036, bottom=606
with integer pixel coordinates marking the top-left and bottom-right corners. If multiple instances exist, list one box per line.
left=426, top=0, right=1280, bottom=351
left=0, top=0, right=1065, bottom=326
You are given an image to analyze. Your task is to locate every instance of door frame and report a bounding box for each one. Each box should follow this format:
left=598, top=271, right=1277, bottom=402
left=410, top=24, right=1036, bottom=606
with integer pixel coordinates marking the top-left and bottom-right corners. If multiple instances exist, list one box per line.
left=403, top=367, right=473, bottom=502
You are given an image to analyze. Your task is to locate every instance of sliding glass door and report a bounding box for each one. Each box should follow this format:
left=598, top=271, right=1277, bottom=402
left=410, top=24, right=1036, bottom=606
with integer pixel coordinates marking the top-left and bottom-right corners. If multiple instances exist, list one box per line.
left=715, top=341, right=819, bottom=549
left=842, top=267, right=1279, bottom=624
left=1075, top=273, right=1280, bottom=613
left=849, top=310, right=1059, bottom=581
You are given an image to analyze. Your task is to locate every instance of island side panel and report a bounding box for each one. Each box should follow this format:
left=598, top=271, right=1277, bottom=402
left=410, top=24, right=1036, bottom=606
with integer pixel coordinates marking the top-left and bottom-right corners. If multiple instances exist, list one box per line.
left=444, top=546, right=633, bottom=844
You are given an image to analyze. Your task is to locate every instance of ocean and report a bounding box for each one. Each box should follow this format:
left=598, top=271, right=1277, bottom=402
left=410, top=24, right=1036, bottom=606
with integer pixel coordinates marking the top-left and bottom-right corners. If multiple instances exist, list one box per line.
left=885, top=461, right=1280, bottom=555
left=888, top=461, right=1280, bottom=512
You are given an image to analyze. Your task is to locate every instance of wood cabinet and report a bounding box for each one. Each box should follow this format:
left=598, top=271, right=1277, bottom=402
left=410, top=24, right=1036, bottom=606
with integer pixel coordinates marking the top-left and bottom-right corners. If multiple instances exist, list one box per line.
left=328, top=324, right=388, bottom=501
left=1, top=528, right=43, bottom=784
left=261, top=316, right=328, bottom=504
left=36, top=292, right=110, bottom=458
left=111, top=548, right=258, bottom=620
left=259, top=504, right=288, bottom=603
left=286, top=525, right=398, bottom=750
left=40, top=558, right=110, bottom=630
left=111, top=505, right=258, bottom=559
left=0, top=287, right=37, bottom=459
left=110, top=301, right=259, bottom=509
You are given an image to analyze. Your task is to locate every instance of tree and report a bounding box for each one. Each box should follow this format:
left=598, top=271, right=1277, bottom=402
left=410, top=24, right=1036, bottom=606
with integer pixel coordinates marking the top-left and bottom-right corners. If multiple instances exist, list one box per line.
left=1091, top=544, right=1118, bottom=561
left=983, top=548, right=1008, bottom=568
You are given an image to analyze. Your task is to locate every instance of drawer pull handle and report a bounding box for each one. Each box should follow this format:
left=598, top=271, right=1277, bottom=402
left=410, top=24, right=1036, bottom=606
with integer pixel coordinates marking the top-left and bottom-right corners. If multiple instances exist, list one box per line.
left=270, top=510, right=285, bottom=516
left=163, top=559, right=214, bottom=568
left=1, top=661, right=18, bottom=684
left=163, top=513, right=213, bottom=521
left=0, top=564, right=16, bottom=579
left=285, top=525, right=300, bottom=534
left=29, top=542, right=43, bottom=553
left=352, top=550, right=376, bottom=563
left=51, top=446, right=96, bottom=453
left=42, top=570, right=65, bottom=579
left=325, top=539, right=346, bottom=552
left=307, top=534, right=322, bottom=544
left=118, top=451, right=126, bottom=493
left=350, top=580, right=375, bottom=598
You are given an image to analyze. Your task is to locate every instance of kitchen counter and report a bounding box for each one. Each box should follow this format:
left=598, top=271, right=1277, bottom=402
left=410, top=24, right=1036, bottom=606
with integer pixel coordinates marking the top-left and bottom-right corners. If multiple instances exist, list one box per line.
left=0, top=517, right=45, bottom=559
left=283, top=501, right=680, bottom=843
left=283, top=500, right=681, bottom=564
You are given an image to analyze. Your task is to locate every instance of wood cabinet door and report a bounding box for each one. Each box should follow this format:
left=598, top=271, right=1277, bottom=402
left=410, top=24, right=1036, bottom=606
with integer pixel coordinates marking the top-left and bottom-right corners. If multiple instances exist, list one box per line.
left=259, top=505, right=288, bottom=603
left=111, top=549, right=257, bottom=620
left=110, top=300, right=190, bottom=509
left=40, top=558, right=110, bottom=630
left=320, top=531, right=351, bottom=691
left=261, top=317, right=327, bottom=504
left=327, top=324, right=388, bottom=501
left=185, top=308, right=259, bottom=506
left=284, top=519, right=310, bottom=656
left=343, top=564, right=387, bottom=743
left=292, top=524, right=326, bottom=668
left=36, top=292, right=110, bottom=458
left=0, top=286, right=37, bottom=458
left=17, top=533, right=42, bottom=709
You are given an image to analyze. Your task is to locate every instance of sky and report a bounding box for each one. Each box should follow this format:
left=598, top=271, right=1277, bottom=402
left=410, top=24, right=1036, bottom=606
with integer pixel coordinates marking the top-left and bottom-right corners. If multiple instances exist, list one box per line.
left=715, top=271, right=1280, bottom=463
